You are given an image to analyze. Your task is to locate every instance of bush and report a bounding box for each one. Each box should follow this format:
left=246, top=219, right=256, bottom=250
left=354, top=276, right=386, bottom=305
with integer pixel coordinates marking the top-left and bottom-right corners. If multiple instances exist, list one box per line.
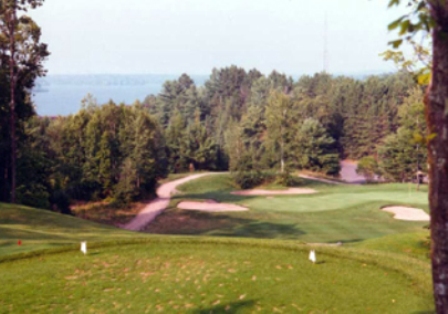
left=274, top=171, right=304, bottom=187
left=357, top=156, right=380, bottom=182
left=232, top=170, right=264, bottom=189
left=233, top=170, right=304, bottom=189
left=17, top=184, right=51, bottom=210
left=51, top=190, right=72, bottom=215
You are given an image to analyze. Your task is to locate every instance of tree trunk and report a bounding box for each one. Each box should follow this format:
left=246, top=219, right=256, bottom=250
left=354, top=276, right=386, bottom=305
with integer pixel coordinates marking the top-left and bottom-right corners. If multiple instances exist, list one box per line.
left=7, top=4, right=17, bottom=204
left=426, top=3, right=448, bottom=312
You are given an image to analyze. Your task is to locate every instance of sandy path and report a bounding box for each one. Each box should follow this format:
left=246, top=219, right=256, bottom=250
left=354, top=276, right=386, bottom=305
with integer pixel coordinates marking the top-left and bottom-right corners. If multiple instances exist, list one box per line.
left=382, top=206, right=430, bottom=221
left=297, top=161, right=366, bottom=185
left=298, top=174, right=344, bottom=185
left=123, top=173, right=217, bottom=231
left=339, top=160, right=367, bottom=184
left=177, top=200, right=248, bottom=212
left=232, top=188, right=316, bottom=196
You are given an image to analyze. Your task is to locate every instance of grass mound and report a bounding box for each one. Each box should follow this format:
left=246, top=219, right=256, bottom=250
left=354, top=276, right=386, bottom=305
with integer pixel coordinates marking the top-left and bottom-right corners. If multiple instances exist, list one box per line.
left=0, top=202, right=141, bottom=257
left=350, top=231, right=430, bottom=260
left=0, top=238, right=433, bottom=313
left=177, top=174, right=236, bottom=194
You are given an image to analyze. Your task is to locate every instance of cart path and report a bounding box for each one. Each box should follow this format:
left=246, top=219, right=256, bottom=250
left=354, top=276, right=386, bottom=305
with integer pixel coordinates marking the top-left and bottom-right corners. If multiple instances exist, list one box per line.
left=123, top=162, right=366, bottom=231
left=123, top=173, right=218, bottom=231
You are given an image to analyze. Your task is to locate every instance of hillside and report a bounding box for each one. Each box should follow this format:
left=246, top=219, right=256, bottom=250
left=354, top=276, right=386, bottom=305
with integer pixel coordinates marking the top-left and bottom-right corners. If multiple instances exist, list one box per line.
left=0, top=202, right=142, bottom=257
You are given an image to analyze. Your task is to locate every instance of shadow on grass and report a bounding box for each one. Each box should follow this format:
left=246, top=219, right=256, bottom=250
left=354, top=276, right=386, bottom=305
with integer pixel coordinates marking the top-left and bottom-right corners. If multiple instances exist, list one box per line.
left=172, top=191, right=252, bottom=203
left=213, top=221, right=306, bottom=239
left=147, top=210, right=306, bottom=239
left=190, top=300, right=256, bottom=314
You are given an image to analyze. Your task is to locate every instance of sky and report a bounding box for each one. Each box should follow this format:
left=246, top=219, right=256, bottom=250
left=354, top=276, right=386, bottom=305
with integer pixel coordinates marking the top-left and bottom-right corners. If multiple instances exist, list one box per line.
left=29, top=0, right=407, bottom=76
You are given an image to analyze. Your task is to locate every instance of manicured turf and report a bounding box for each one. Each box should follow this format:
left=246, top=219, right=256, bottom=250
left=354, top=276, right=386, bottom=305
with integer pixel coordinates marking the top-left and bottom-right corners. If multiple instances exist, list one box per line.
left=150, top=174, right=430, bottom=244
left=350, top=231, right=430, bottom=261
left=0, top=238, right=433, bottom=313
left=0, top=174, right=434, bottom=313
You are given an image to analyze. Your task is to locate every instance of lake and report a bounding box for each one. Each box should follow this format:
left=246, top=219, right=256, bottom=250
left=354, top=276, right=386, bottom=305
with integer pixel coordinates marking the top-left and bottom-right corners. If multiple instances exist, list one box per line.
left=33, top=74, right=208, bottom=116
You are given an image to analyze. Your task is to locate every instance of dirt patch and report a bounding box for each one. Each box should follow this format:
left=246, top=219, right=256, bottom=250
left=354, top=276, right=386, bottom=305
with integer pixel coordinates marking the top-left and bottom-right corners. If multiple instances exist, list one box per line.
left=340, top=160, right=366, bottom=184
left=231, top=188, right=316, bottom=196
left=298, top=174, right=344, bottom=185
left=71, top=200, right=149, bottom=227
left=145, top=210, right=237, bottom=234
left=123, top=173, right=221, bottom=231
left=382, top=206, right=430, bottom=221
left=177, top=200, right=248, bottom=212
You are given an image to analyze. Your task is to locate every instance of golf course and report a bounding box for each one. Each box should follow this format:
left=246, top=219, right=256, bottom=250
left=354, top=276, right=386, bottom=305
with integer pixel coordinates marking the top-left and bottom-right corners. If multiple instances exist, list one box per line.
left=0, top=172, right=434, bottom=313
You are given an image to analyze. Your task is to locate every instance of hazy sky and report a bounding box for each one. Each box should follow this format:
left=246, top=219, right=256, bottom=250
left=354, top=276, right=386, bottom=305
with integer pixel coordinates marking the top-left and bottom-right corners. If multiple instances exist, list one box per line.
left=30, top=0, right=405, bottom=76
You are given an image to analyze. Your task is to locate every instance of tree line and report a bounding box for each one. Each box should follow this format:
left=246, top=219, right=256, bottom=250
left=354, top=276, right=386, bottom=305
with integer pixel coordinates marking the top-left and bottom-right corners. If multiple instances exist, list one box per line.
left=0, top=3, right=425, bottom=211
left=144, top=67, right=422, bottom=179
left=1, top=63, right=426, bottom=210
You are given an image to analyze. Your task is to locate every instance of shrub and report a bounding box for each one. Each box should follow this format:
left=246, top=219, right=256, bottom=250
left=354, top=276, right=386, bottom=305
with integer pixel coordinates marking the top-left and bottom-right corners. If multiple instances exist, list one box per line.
left=357, top=156, right=380, bottom=182
left=232, top=170, right=264, bottom=189
left=274, top=171, right=304, bottom=187
left=51, top=190, right=72, bottom=215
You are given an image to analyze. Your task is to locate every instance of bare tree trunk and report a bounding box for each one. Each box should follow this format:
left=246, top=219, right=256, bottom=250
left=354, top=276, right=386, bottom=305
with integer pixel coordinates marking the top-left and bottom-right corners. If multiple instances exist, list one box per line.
left=426, top=3, right=448, bottom=312
left=7, top=4, right=17, bottom=204
left=280, top=130, right=284, bottom=173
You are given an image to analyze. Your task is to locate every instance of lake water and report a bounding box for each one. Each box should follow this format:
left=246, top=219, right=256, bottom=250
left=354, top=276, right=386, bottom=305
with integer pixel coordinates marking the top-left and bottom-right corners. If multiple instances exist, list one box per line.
left=32, top=74, right=208, bottom=116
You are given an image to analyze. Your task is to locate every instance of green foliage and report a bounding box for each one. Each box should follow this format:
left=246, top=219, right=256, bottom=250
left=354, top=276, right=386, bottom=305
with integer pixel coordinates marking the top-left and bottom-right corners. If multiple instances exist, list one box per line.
left=23, top=102, right=168, bottom=207
left=384, top=1, right=432, bottom=86
left=114, top=158, right=138, bottom=204
left=387, top=1, right=433, bottom=38
left=0, top=1, right=49, bottom=204
left=265, top=90, right=297, bottom=172
left=274, top=171, right=303, bottom=187
left=378, top=128, right=422, bottom=182
left=295, top=118, right=340, bottom=175
left=51, top=190, right=71, bottom=215
left=14, top=67, right=425, bottom=208
left=356, top=156, right=380, bottom=182
left=232, top=170, right=267, bottom=189
left=376, top=88, right=427, bottom=182
left=148, top=68, right=420, bottom=176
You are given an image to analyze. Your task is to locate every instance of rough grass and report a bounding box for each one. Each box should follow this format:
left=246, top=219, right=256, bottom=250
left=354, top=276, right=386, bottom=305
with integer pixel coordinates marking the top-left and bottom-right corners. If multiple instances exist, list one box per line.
left=0, top=203, right=144, bottom=257
left=71, top=200, right=149, bottom=226
left=0, top=238, right=433, bottom=313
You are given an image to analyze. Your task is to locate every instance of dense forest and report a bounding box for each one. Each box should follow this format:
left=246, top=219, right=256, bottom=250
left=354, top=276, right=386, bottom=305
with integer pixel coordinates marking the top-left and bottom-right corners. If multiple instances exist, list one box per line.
left=1, top=63, right=427, bottom=211
left=0, top=1, right=427, bottom=212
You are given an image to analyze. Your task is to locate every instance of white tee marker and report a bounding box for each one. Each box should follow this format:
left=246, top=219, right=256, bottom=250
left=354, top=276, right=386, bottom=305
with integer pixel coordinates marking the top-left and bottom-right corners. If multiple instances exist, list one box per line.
left=80, top=241, right=87, bottom=255
left=309, top=250, right=316, bottom=264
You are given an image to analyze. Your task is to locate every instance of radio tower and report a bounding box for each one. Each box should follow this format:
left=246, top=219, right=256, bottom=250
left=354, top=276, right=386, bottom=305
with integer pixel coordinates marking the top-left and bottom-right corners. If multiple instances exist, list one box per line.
left=323, top=12, right=329, bottom=73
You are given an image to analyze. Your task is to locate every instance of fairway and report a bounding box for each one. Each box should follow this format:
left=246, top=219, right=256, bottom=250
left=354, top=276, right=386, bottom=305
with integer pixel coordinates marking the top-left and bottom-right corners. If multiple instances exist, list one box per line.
left=0, top=239, right=433, bottom=313
left=242, top=190, right=427, bottom=213
left=148, top=175, right=429, bottom=243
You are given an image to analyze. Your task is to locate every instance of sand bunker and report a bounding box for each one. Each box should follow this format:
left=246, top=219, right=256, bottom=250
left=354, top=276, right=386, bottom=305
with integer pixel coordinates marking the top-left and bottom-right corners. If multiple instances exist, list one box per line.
left=231, top=188, right=316, bottom=196
left=382, top=206, right=430, bottom=221
left=177, top=200, right=248, bottom=212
